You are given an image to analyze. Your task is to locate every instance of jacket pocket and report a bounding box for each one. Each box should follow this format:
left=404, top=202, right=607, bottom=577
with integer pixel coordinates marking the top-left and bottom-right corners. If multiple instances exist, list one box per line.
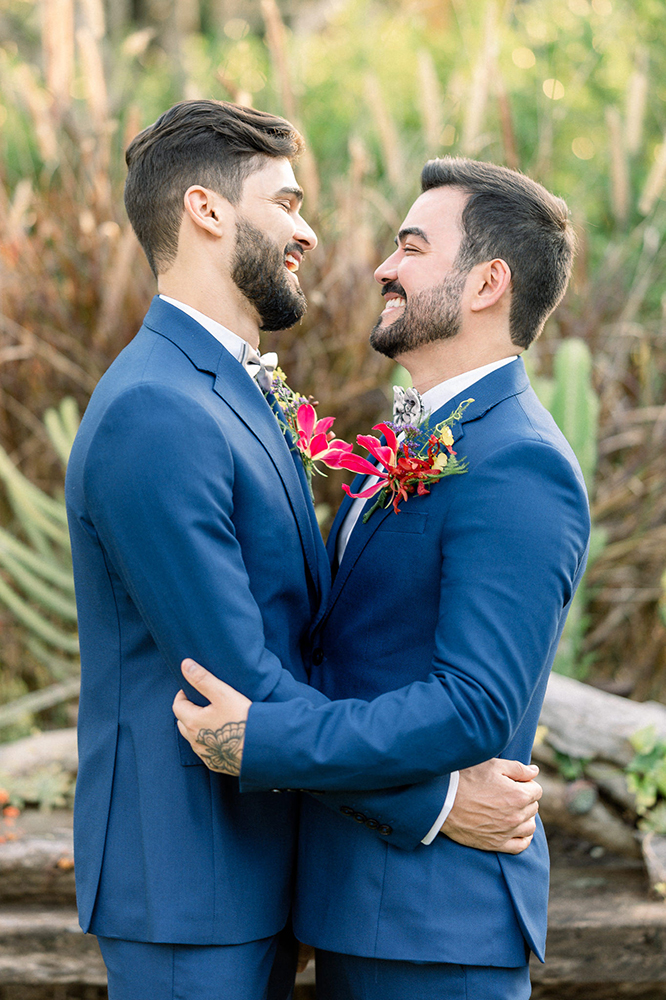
left=381, top=511, right=428, bottom=534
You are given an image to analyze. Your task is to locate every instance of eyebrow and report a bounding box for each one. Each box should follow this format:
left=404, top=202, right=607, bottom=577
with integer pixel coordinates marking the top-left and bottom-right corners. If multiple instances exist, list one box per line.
left=394, top=226, right=430, bottom=247
left=275, top=185, right=304, bottom=205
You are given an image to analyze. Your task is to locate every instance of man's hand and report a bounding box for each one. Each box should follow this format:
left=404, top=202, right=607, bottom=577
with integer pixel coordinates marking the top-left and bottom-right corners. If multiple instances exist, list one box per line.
left=172, top=659, right=252, bottom=775
left=441, top=758, right=542, bottom=855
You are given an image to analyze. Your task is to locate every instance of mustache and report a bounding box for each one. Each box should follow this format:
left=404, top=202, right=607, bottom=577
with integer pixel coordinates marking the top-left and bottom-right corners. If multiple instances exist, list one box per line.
left=381, top=280, right=407, bottom=299
left=284, top=240, right=305, bottom=260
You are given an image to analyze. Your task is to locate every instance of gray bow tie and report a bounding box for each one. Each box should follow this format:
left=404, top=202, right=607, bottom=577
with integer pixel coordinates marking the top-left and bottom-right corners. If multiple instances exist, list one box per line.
left=244, top=346, right=278, bottom=394
left=392, top=385, right=425, bottom=428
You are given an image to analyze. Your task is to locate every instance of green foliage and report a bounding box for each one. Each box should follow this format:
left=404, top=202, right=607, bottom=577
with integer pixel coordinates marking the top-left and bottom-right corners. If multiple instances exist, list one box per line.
left=626, top=726, right=666, bottom=831
left=0, top=763, right=75, bottom=812
left=554, top=750, right=588, bottom=782
left=0, top=399, right=79, bottom=685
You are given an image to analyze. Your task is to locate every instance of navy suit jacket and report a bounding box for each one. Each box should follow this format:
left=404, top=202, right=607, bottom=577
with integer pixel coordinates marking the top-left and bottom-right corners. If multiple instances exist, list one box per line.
left=65, top=297, right=451, bottom=945
left=241, top=358, right=591, bottom=964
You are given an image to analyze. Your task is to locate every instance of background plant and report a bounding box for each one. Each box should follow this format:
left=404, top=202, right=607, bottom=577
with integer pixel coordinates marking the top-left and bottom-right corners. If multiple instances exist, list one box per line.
left=2, top=0, right=666, bottom=726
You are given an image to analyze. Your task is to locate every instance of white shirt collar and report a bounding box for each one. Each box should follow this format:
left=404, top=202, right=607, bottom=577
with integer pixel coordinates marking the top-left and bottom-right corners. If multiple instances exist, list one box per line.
left=159, top=295, right=249, bottom=364
left=420, top=355, right=519, bottom=418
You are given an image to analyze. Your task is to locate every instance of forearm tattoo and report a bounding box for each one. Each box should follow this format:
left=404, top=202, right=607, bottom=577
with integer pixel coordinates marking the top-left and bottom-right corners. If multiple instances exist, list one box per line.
left=195, top=722, right=246, bottom=776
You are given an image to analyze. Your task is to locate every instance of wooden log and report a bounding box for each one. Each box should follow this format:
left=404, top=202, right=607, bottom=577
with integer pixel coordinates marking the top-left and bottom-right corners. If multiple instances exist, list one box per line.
left=0, top=728, right=77, bottom=778
left=537, top=772, right=642, bottom=858
left=540, top=672, right=666, bottom=767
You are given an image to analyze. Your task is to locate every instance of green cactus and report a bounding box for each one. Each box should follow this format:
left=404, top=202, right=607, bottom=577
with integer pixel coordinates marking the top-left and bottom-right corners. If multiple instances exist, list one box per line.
left=548, top=339, right=600, bottom=493
left=0, top=398, right=80, bottom=685
left=530, top=339, right=605, bottom=678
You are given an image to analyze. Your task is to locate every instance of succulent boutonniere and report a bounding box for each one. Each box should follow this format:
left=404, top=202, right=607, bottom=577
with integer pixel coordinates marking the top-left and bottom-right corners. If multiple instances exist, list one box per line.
left=334, top=399, right=473, bottom=521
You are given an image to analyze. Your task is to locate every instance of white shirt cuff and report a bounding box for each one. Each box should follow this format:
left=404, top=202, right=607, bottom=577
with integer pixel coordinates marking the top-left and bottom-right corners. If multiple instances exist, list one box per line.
left=420, top=770, right=460, bottom=845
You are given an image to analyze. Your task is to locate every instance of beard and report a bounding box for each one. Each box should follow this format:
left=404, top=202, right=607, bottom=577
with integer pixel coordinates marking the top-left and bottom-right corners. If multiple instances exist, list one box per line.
left=369, top=270, right=467, bottom=359
left=230, top=218, right=307, bottom=331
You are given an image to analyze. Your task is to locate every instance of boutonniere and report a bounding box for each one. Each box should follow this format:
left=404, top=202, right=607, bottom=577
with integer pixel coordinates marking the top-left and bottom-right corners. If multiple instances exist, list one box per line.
left=269, top=368, right=353, bottom=491
left=333, top=399, right=473, bottom=522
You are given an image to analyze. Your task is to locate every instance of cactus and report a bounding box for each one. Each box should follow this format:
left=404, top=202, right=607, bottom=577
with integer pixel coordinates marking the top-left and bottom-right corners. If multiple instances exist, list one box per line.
left=0, top=398, right=80, bottom=683
left=530, top=339, right=605, bottom=678
left=548, top=339, right=600, bottom=492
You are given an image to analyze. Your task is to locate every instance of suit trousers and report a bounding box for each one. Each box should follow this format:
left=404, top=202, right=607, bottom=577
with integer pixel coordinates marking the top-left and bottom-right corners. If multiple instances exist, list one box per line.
left=97, top=929, right=297, bottom=1000
left=315, top=949, right=531, bottom=1000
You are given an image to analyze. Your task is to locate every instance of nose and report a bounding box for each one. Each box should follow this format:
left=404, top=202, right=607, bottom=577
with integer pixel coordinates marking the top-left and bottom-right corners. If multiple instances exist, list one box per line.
left=294, top=213, right=317, bottom=252
left=374, top=249, right=398, bottom=285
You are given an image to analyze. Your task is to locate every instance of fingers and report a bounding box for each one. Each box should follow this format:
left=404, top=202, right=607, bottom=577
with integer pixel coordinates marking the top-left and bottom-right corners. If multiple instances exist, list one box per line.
left=500, top=758, right=540, bottom=782
left=172, top=688, right=200, bottom=728
left=499, top=834, right=534, bottom=856
left=181, top=658, right=225, bottom=699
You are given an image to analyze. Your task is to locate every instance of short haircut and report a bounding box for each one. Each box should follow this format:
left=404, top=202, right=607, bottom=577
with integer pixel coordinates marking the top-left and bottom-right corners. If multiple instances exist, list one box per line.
left=421, top=157, right=575, bottom=348
left=124, top=100, right=305, bottom=276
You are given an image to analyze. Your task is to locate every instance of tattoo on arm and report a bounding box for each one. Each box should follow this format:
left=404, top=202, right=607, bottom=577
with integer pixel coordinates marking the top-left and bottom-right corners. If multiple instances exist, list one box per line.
left=195, top=722, right=246, bottom=776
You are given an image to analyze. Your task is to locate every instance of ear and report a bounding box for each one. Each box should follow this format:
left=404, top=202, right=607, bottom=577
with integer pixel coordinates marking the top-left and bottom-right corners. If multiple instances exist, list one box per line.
left=182, top=186, right=231, bottom=237
left=469, top=259, right=512, bottom=313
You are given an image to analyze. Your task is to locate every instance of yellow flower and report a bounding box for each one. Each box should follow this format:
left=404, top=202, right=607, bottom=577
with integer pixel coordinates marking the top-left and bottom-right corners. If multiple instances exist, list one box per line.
left=432, top=452, right=448, bottom=471
left=439, top=426, right=454, bottom=447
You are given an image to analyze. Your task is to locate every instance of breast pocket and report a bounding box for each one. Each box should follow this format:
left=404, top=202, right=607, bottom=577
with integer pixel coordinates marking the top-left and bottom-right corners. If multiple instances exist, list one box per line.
left=381, top=511, right=428, bottom=534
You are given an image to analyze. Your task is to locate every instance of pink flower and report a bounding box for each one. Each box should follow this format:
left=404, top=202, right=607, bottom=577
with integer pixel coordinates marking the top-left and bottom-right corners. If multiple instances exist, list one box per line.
left=295, top=403, right=353, bottom=468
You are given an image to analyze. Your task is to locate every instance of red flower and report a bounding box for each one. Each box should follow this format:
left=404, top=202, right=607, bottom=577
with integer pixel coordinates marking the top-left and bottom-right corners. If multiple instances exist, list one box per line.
left=336, top=422, right=447, bottom=514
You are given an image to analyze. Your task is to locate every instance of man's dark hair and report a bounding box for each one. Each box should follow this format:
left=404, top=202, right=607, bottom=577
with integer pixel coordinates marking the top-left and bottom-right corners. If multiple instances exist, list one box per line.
left=124, top=100, right=305, bottom=276
left=421, top=157, right=575, bottom=348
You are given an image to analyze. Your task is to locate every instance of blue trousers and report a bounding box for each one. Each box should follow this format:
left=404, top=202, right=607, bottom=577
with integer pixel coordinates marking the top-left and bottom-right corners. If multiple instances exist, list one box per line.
left=314, top=949, right=531, bottom=1000
left=97, top=930, right=296, bottom=1000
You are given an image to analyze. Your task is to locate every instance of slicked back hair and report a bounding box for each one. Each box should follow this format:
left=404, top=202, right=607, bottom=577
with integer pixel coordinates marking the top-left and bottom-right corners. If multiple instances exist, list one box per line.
left=124, top=100, right=305, bottom=276
left=421, top=157, right=575, bottom=348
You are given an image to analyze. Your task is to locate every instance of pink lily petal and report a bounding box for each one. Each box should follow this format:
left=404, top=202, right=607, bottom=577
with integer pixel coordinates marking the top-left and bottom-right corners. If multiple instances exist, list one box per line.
left=296, top=403, right=317, bottom=441
left=314, top=416, right=336, bottom=436
left=356, top=435, right=395, bottom=469
left=308, top=432, right=332, bottom=459
left=320, top=440, right=354, bottom=469
left=373, top=422, right=398, bottom=453
left=335, top=453, right=388, bottom=478
left=342, top=480, right=386, bottom=500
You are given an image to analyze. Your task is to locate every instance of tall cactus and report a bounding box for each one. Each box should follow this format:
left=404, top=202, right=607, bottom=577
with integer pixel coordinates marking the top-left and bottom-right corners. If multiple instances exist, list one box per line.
left=0, top=398, right=80, bottom=683
left=530, top=339, right=605, bottom=678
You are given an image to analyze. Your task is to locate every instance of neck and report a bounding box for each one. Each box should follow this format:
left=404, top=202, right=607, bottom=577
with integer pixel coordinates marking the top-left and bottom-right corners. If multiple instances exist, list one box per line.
left=158, top=264, right=262, bottom=350
left=395, top=337, right=520, bottom=394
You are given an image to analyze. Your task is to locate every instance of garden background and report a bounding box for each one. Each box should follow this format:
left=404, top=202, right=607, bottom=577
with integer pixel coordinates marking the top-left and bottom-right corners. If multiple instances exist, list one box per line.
left=1, top=0, right=666, bottom=759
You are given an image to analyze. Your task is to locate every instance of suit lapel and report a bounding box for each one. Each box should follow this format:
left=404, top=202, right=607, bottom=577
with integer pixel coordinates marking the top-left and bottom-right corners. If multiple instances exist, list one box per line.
left=318, top=358, right=531, bottom=629
left=143, top=296, right=326, bottom=601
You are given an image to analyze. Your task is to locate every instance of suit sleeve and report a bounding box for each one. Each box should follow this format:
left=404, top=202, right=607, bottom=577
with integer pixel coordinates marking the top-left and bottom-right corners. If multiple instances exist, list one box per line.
left=83, top=383, right=451, bottom=849
left=240, top=439, right=590, bottom=790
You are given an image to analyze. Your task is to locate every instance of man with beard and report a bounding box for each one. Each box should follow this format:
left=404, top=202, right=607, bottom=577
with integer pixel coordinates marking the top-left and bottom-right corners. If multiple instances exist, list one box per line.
left=173, top=157, right=591, bottom=999
left=66, top=106, right=540, bottom=1000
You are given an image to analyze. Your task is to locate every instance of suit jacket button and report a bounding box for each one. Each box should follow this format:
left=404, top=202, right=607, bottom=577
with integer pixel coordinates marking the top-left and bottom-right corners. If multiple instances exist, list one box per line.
left=354, top=812, right=367, bottom=823
left=365, top=819, right=379, bottom=829
left=378, top=824, right=392, bottom=836
left=340, top=806, right=355, bottom=816
left=312, top=648, right=324, bottom=666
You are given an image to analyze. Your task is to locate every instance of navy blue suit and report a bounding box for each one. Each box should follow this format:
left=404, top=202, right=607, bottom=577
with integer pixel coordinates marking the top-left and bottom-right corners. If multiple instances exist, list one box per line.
left=65, top=298, right=451, bottom=954
left=240, top=359, right=591, bottom=968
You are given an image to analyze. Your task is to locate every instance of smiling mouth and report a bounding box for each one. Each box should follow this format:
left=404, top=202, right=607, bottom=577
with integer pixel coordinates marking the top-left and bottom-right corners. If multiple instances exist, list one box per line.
left=284, top=253, right=300, bottom=273
left=383, top=295, right=406, bottom=312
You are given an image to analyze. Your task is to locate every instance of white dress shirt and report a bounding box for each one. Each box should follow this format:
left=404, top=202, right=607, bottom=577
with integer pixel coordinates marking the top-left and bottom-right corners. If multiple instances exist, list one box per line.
left=336, top=355, right=518, bottom=844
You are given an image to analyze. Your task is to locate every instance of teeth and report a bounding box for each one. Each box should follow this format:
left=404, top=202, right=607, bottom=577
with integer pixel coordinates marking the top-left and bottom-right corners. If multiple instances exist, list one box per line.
left=285, top=254, right=300, bottom=272
left=384, top=296, right=406, bottom=310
